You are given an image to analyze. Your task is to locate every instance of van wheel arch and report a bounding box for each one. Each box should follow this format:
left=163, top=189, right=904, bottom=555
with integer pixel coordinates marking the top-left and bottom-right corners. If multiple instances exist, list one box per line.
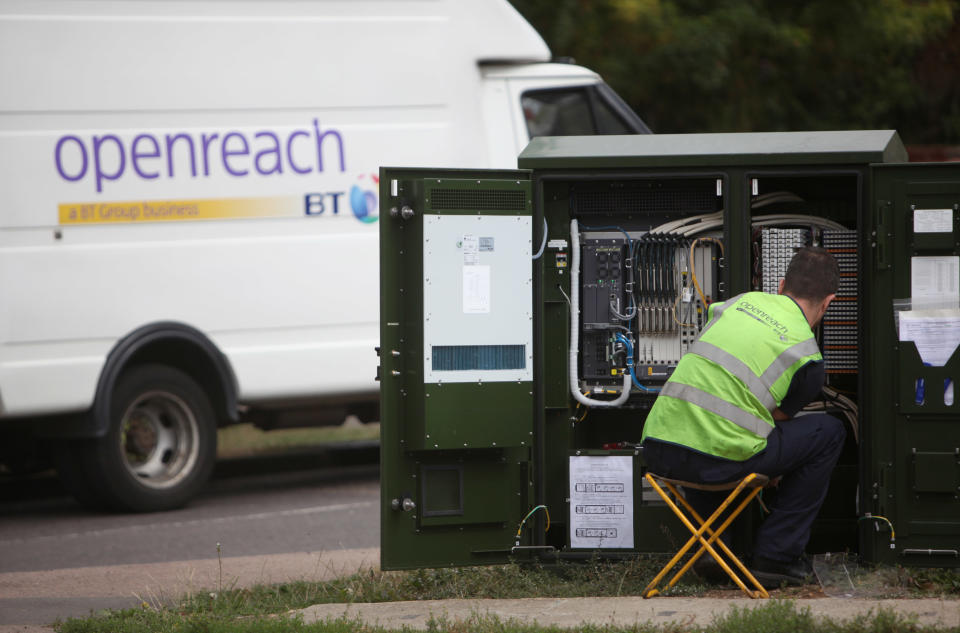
left=92, top=322, right=239, bottom=437
left=53, top=323, right=239, bottom=511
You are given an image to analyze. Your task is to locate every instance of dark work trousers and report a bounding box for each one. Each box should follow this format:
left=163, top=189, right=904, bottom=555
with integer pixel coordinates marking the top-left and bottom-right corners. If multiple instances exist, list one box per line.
left=642, top=413, right=846, bottom=563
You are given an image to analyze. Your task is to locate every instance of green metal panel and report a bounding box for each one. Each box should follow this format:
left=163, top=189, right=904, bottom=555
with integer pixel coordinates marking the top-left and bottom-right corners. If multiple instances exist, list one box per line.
left=912, top=452, right=959, bottom=494
left=380, top=140, right=960, bottom=572
left=422, top=383, right=534, bottom=449
left=519, top=131, right=907, bottom=170
left=863, top=162, right=960, bottom=567
left=379, top=167, right=537, bottom=570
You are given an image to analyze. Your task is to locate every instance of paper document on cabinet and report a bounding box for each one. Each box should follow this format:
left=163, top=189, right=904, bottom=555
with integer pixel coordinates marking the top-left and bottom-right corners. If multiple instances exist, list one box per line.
left=898, top=308, right=960, bottom=366
left=462, top=265, right=490, bottom=313
left=911, top=256, right=960, bottom=309
left=569, top=455, right=634, bottom=549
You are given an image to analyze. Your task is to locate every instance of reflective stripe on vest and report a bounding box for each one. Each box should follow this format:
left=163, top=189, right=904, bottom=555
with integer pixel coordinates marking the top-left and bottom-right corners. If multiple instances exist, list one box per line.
left=689, top=336, right=820, bottom=414
left=760, top=337, right=822, bottom=387
left=688, top=340, right=777, bottom=411
left=660, top=381, right=774, bottom=438
left=697, top=294, right=741, bottom=339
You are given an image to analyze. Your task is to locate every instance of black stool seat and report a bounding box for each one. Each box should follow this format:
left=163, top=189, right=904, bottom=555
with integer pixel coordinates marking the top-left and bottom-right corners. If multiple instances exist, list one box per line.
left=651, top=473, right=770, bottom=491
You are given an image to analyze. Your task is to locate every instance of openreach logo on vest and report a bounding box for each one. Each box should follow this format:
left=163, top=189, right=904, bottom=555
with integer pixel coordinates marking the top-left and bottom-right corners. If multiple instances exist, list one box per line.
left=735, top=298, right=790, bottom=337
left=52, top=119, right=378, bottom=226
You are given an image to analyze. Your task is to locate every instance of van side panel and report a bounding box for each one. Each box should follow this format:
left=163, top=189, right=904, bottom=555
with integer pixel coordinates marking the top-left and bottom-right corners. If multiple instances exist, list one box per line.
left=1, top=221, right=381, bottom=415
left=0, top=1, right=533, bottom=417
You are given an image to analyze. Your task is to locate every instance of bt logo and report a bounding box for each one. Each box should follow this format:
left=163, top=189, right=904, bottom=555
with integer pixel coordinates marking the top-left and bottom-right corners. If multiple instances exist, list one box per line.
left=350, top=173, right=379, bottom=224
left=304, top=173, right=379, bottom=224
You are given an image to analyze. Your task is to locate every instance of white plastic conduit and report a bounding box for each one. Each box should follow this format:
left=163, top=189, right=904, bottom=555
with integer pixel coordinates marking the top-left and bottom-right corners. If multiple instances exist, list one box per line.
left=568, top=219, right=631, bottom=408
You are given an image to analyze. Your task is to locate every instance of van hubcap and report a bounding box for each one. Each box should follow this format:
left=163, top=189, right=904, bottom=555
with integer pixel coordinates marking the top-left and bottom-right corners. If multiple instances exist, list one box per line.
left=120, top=391, right=200, bottom=489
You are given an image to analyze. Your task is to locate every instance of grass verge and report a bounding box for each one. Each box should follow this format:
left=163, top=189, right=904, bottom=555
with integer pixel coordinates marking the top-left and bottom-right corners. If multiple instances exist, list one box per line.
left=216, top=422, right=379, bottom=459
left=56, top=560, right=960, bottom=633
left=175, top=560, right=960, bottom=616
left=176, top=558, right=689, bottom=617
left=56, top=598, right=952, bottom=633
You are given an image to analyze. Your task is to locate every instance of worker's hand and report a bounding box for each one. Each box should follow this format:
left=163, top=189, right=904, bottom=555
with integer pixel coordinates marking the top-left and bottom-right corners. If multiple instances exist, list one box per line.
left=771, top=408, right=789, bottom=421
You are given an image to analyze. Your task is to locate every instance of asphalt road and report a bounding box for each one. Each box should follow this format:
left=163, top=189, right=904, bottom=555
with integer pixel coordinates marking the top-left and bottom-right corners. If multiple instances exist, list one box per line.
left=0, top=450, right=380, bottom=627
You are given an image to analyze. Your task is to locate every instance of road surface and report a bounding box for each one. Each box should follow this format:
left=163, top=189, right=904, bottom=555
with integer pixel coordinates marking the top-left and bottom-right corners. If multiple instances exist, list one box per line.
left=0, top=457, right=380, bottom=628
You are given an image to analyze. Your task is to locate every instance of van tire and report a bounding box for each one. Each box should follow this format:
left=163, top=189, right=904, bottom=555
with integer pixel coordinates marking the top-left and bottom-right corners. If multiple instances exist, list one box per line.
left=59, top=364, right=217, bottom=512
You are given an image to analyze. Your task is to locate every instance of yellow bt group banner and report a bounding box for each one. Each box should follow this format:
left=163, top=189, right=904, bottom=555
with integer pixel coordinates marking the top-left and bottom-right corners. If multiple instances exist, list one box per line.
left=59, top=196, right=305, bottom=224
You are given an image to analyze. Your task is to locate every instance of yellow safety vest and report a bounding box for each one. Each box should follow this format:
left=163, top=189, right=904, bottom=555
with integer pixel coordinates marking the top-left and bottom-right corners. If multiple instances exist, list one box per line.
left=641, top=292, right=822, bottom=461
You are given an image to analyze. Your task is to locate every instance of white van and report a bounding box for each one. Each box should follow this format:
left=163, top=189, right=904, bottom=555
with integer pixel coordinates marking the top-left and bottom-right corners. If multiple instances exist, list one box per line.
left=0, top=0, right=649, bottom=511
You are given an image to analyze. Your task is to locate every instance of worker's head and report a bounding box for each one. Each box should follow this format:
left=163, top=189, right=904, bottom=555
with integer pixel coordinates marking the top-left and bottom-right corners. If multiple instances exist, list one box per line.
left=778, top=246, right=839, bottom=328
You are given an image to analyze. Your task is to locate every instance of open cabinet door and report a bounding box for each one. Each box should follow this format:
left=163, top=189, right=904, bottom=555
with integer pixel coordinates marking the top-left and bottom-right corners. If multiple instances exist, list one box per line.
left=378, top=167, right=537, bottom=569
left=864, top=162, right=960, bottom=567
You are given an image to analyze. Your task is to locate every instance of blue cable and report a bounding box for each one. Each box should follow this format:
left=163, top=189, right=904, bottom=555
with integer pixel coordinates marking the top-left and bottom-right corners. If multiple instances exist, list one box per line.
left=615, top=332, right=632, bottom=360
left=581, top=223, right=659, bottom=394
left=631, top=369, right=662, bottom=393
left=614, top=333, right=660, bottom=393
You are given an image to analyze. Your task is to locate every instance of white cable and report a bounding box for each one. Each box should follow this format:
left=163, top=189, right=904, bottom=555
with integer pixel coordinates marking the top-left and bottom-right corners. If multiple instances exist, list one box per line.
left=649, top=216, right=693, bottom=235
left=751, top=191, right=804, bottom=208
left=650, top=211, right=722, bottom=235
left=680, top=214, right=846, bottom=238
left=569, top=219, right=631, bottom=408
left=680, top=219, right=724, bottom=237
left=753, top=214, right=847, bottom=230
left=609, top=296, right=637, bottom=321
left=532, top=218, right=548, bottom=260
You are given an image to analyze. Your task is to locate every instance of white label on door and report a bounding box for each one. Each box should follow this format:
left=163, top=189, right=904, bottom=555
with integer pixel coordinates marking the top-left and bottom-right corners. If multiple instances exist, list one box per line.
left=914, top=208, right=953, bottom=234
left=463, top=265, right=490, bottom=314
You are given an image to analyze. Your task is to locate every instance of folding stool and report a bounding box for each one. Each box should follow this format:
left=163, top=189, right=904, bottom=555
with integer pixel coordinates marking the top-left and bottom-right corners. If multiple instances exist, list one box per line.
left=641, top=471, right=770, bottom=599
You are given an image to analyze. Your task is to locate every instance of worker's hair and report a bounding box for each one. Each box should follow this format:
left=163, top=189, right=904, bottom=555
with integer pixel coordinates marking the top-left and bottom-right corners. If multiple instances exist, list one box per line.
left=782, top=246, right=839, bottom=302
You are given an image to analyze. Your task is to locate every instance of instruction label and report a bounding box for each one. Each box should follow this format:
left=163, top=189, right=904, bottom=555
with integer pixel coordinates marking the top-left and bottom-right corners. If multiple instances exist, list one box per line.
left=911, top=256, right=960, bottom=309
left=569, top=455, right=634, bottom=549
left=462, top=265, right=490, bottom=314
left=462, top=234, right=479, bottom=266
left=899, top=309, right=960, bottom=367
left=913, top=209, right=953, bottom=234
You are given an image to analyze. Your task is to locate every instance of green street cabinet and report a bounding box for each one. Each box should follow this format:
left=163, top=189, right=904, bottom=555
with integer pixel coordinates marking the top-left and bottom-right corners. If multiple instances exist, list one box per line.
left=377, top=131, right=960, bottom=570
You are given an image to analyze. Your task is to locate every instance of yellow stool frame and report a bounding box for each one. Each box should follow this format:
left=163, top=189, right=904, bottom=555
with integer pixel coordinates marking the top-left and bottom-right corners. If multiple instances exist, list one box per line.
left=641, top=472, right=770, bottom=599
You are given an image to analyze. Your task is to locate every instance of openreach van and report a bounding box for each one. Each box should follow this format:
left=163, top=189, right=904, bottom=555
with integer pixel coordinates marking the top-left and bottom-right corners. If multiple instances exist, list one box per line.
left=0, top=0, right=649, bottom=511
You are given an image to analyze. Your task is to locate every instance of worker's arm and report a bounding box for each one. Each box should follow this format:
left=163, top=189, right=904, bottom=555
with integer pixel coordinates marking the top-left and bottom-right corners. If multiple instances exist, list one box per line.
left=775, top=360, right=825, bottom=420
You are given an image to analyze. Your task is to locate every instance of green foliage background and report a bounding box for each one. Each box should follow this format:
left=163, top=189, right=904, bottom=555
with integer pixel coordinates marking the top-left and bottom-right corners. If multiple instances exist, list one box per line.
left=510, top=0, right=960, bottom=143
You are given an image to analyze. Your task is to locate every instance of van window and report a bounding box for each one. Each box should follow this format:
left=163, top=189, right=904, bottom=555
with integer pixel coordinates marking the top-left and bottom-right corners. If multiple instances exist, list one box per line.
left=522, top=89, right=594, bottom=137
left=522, top=85, right=650, bottom=138
left=593, top=96, right=632, bottom=134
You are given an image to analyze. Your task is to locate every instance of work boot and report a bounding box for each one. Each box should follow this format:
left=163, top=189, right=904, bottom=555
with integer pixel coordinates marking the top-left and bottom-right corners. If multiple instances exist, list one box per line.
left=692, top=556, right=732, bottom=585
left=749, top=554, right=813, bottom=588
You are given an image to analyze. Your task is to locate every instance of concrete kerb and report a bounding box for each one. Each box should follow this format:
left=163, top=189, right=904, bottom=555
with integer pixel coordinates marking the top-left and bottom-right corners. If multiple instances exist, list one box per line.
left=0, top=548, right=380, bottom=628
left=296, top=596, right=960, bottom=630
left=3, top=547, right=958, bottom=630
left=0, top=548, right=381, bottom=602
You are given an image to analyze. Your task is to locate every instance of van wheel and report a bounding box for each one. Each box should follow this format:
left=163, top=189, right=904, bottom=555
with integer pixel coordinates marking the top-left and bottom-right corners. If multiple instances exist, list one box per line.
left=62, top=365, right=217, bottom=512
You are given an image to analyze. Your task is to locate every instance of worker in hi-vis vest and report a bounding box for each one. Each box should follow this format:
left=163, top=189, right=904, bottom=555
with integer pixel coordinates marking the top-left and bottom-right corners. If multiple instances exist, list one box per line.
left=641, top=247, right=845, bottom=588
